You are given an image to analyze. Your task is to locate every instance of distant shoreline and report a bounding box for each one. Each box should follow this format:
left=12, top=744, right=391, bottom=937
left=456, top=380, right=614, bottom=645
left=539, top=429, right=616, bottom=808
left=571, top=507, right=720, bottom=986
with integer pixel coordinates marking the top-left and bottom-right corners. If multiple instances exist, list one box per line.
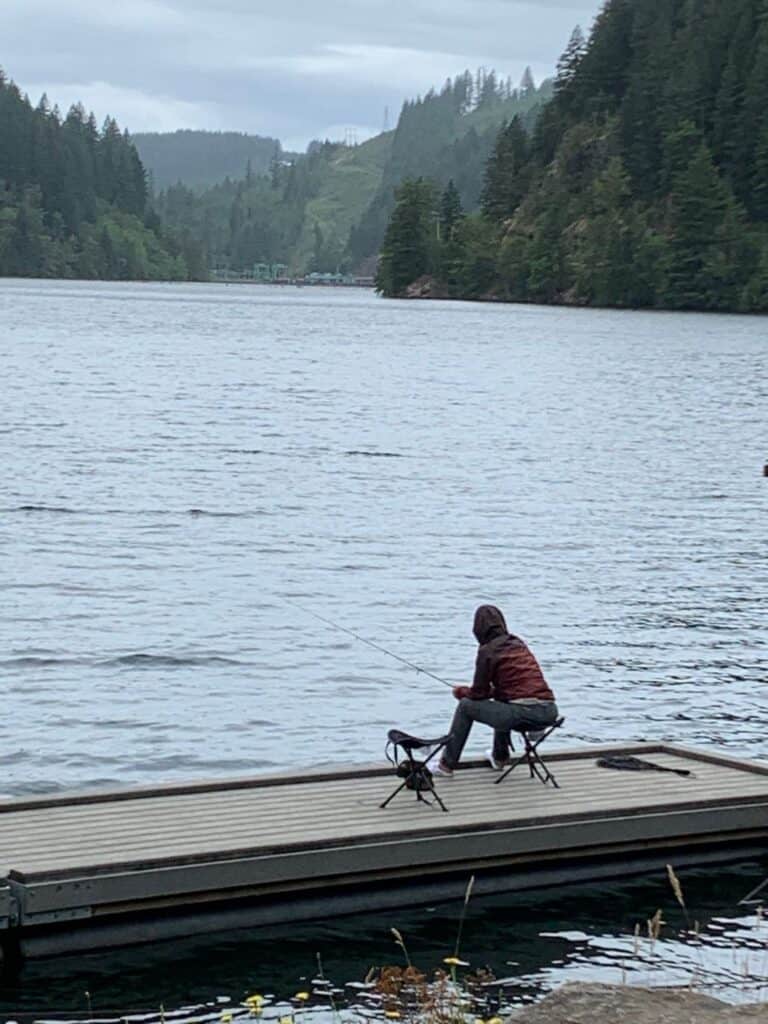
left=0, top=275, right=375, bottom=289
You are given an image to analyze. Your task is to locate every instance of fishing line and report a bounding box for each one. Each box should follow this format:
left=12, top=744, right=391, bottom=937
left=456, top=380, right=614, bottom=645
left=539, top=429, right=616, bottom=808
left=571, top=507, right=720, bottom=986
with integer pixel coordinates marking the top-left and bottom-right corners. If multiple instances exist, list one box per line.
left=280, top=595, right=454, bottom=689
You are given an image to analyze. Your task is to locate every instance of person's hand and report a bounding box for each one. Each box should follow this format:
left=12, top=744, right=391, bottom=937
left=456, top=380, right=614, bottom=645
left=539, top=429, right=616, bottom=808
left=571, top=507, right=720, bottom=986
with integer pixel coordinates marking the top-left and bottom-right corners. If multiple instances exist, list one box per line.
left=452, top=685, right=470, bottom=700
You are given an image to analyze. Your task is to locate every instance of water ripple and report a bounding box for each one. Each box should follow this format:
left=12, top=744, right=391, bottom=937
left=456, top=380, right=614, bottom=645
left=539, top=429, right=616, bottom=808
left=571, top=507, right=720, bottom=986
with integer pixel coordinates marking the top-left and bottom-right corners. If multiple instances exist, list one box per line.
left=1, top=280, right=766, bottom=797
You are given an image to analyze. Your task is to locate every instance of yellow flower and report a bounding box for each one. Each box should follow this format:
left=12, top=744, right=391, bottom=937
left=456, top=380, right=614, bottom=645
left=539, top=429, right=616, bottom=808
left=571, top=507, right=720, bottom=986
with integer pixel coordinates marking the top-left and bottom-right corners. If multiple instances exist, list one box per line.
left=280, top=1017, right=294, bottom=1024
left=487, top=1017, right=504, bottom=1024
left=385, top=1012, right=401, bottom=1019
left=442, top=956, right=469, bottom=966
left=221, top=1015, right=233, bottom=1024
left=294, top=991, right=310, bottom=1001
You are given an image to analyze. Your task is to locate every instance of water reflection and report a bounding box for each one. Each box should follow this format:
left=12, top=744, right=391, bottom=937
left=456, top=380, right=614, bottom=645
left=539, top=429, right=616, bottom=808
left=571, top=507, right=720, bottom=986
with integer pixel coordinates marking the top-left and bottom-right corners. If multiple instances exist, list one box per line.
left=2, top=862, right=766, bottom=1019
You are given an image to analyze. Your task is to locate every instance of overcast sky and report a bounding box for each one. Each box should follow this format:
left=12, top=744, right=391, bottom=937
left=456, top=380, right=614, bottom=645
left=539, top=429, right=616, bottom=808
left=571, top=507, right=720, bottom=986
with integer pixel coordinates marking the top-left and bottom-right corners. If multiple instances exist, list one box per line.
left=5, top=0, right=604, bottom=150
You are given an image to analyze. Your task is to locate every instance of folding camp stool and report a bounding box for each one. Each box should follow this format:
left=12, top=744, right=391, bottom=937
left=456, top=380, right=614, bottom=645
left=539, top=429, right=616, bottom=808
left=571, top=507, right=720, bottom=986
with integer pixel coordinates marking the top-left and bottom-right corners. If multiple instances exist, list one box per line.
left=380, top=729, right=452, bottom=812
left=494, top=716, right=565, bottom=789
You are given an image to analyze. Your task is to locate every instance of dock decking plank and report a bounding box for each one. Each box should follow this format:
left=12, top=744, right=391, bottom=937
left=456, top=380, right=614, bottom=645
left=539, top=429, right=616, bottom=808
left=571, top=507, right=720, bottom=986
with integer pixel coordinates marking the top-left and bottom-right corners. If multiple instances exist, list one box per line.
left=3, top=748, right=768, bottom=880
left=5, top=774, right=767, bottom=869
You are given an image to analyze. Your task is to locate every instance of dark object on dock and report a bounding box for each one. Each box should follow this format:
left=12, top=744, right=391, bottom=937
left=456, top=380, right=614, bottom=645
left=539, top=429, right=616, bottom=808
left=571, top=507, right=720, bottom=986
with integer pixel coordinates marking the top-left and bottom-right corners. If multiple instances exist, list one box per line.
left=1, top=743, right=767, bottom=962
left=382, top=729, right=451, bottom=812
left=764, top=462, right=768, bottom=477
left=495, top=717, right=565, bottom=788
left=597, top=755, right=692, bottom=777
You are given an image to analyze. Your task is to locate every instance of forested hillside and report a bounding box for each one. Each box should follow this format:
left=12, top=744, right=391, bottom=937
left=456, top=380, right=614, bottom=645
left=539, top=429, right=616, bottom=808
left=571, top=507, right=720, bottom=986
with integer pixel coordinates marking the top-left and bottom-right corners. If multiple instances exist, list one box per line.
left=157, top=69, right=552, bottom=276
left=156, top=133, right=393, bottom=276
left=347, top=69, right=551, bottom=268
left=0, top=70, right=204, bottom=280
left=378, top=1, right=768, bottom=312
left=133, top=130, right=290, bottom=190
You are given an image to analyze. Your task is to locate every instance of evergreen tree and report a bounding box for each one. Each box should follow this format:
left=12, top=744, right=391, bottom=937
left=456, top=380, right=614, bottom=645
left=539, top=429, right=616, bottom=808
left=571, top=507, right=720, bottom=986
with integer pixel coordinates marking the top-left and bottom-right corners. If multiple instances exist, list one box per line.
left=451, top=215, right=499, bottom=298
left=439, top=180, right=463, bottom=239
left=741, top=240, right=768, bottom=310
left=376, top=178, right=438, bottom=296
left=481, top=117, right=530, bottom=220
left=665, top=141, right=745, bottom=309
left=438, top=180, right=465, bottom=292
left=520, top=67, right=536, bottom=96
left=555, top=26, right=587, bottom=94
left=9, top=191, right=46, bottom=275
left=619, top=0, right=674, bottom=194
left=743, top=14, right=768, bottom=218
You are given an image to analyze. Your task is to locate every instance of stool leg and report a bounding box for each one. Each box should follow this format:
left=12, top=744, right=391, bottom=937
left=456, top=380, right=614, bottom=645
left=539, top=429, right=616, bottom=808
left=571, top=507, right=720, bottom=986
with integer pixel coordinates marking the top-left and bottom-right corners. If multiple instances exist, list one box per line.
left=528, top=738, right=560, bottom=788
left=494, top=750, right=528, bottom=785
left=526, top=739, right=536, bottom=778
left=380, top=777, right=409, bottom=809
left=423, top=775, right=449, bottom=813
left=380, top=751, right=416, bottom=809
left=423, top=742, right=450, bottom=812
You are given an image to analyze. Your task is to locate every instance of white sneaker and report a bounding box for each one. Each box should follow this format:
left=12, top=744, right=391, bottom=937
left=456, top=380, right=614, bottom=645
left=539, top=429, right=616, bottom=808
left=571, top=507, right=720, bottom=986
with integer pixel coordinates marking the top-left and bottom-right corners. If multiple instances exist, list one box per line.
left=432, top=761, right=454, bottom=778
left=486, top=749, right=511, bottom=771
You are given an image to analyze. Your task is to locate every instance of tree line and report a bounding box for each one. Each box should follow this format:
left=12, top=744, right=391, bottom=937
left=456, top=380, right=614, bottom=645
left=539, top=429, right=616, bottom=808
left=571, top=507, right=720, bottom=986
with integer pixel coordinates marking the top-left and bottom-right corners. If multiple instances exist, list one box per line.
left=133, top=130, right=288, bottom=191
left=155, top=69, right=552, bottom=278
left=0, top=62, right=551, bottom=283
left=0, top=69, right=205, bottom=280
left=377, top=0, right=768, bottom=313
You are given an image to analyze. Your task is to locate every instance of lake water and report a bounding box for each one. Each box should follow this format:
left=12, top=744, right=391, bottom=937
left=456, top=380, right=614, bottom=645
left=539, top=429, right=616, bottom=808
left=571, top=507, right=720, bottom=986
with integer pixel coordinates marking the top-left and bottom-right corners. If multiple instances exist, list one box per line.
left=1, top=280, right=767, bottom=1015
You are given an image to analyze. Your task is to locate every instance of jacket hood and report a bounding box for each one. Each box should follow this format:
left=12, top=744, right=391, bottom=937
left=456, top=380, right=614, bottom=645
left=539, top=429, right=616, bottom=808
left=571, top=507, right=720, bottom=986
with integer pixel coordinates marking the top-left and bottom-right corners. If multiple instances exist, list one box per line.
left=473, top=605, right=508, bottom=645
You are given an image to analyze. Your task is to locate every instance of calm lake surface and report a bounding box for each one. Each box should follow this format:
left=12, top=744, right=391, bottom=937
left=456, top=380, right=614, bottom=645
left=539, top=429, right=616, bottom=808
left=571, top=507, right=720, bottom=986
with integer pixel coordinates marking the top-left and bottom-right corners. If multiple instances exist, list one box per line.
left=1, top=280, right=766, bottom=1015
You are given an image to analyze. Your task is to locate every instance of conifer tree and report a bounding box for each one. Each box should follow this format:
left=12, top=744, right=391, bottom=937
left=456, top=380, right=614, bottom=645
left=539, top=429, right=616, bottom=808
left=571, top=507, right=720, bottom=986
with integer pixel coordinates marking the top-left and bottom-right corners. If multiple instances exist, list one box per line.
left=743, top=14, right=768, bottom=219
left=481, top=117, right=530, bottom=221
left=555, top=26, right=587, bottom=94
left=376, top=178, right=438, bottom=296
left=520, top=67, right=536, bottom=96
left=440, top=180, right=463, bottom=239
left=665, top=141, right=744, bottom=309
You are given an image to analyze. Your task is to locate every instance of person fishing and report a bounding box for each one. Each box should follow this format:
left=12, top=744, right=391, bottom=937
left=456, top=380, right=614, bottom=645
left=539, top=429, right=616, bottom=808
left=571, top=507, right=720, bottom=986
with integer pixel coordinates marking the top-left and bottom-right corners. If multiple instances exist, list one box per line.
left=433, top=605, right=559, bottom=777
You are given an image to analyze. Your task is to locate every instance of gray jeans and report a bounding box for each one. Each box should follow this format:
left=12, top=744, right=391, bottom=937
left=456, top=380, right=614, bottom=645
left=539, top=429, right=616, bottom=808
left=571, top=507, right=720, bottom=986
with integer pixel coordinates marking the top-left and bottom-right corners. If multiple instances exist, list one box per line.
left=442, top=698, right=559, bottom=768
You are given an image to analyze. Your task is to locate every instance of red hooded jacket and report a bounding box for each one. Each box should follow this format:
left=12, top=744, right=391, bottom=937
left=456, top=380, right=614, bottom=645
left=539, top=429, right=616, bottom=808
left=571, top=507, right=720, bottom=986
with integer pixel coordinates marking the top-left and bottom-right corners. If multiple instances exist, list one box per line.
left=457, top=605, right=555, bottom=703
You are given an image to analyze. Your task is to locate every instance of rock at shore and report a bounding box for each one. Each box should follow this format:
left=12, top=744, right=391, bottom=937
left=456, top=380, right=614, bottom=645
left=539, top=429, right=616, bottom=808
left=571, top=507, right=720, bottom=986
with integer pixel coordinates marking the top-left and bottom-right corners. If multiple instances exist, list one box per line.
left=510, top=983, right=765, bottom=1023
left=404, top=275, right=448, bottom=299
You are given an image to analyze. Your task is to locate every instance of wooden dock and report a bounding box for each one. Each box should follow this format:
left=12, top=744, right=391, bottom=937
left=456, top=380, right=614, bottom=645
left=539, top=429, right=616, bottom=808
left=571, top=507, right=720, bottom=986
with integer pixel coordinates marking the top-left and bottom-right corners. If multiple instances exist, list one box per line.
left=2, top=743, right=767, bottom=959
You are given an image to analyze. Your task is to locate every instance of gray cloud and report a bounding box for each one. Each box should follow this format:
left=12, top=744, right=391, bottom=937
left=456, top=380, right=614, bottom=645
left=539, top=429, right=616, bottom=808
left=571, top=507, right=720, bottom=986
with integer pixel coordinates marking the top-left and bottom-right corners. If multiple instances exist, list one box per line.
left=5, top=0, right=604, bottom=147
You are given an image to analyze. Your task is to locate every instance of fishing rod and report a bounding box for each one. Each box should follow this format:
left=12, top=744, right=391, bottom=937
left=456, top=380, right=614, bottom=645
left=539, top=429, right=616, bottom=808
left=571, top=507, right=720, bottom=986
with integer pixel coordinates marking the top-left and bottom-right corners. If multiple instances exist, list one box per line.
left=281, top=596, right=454, bottom=689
